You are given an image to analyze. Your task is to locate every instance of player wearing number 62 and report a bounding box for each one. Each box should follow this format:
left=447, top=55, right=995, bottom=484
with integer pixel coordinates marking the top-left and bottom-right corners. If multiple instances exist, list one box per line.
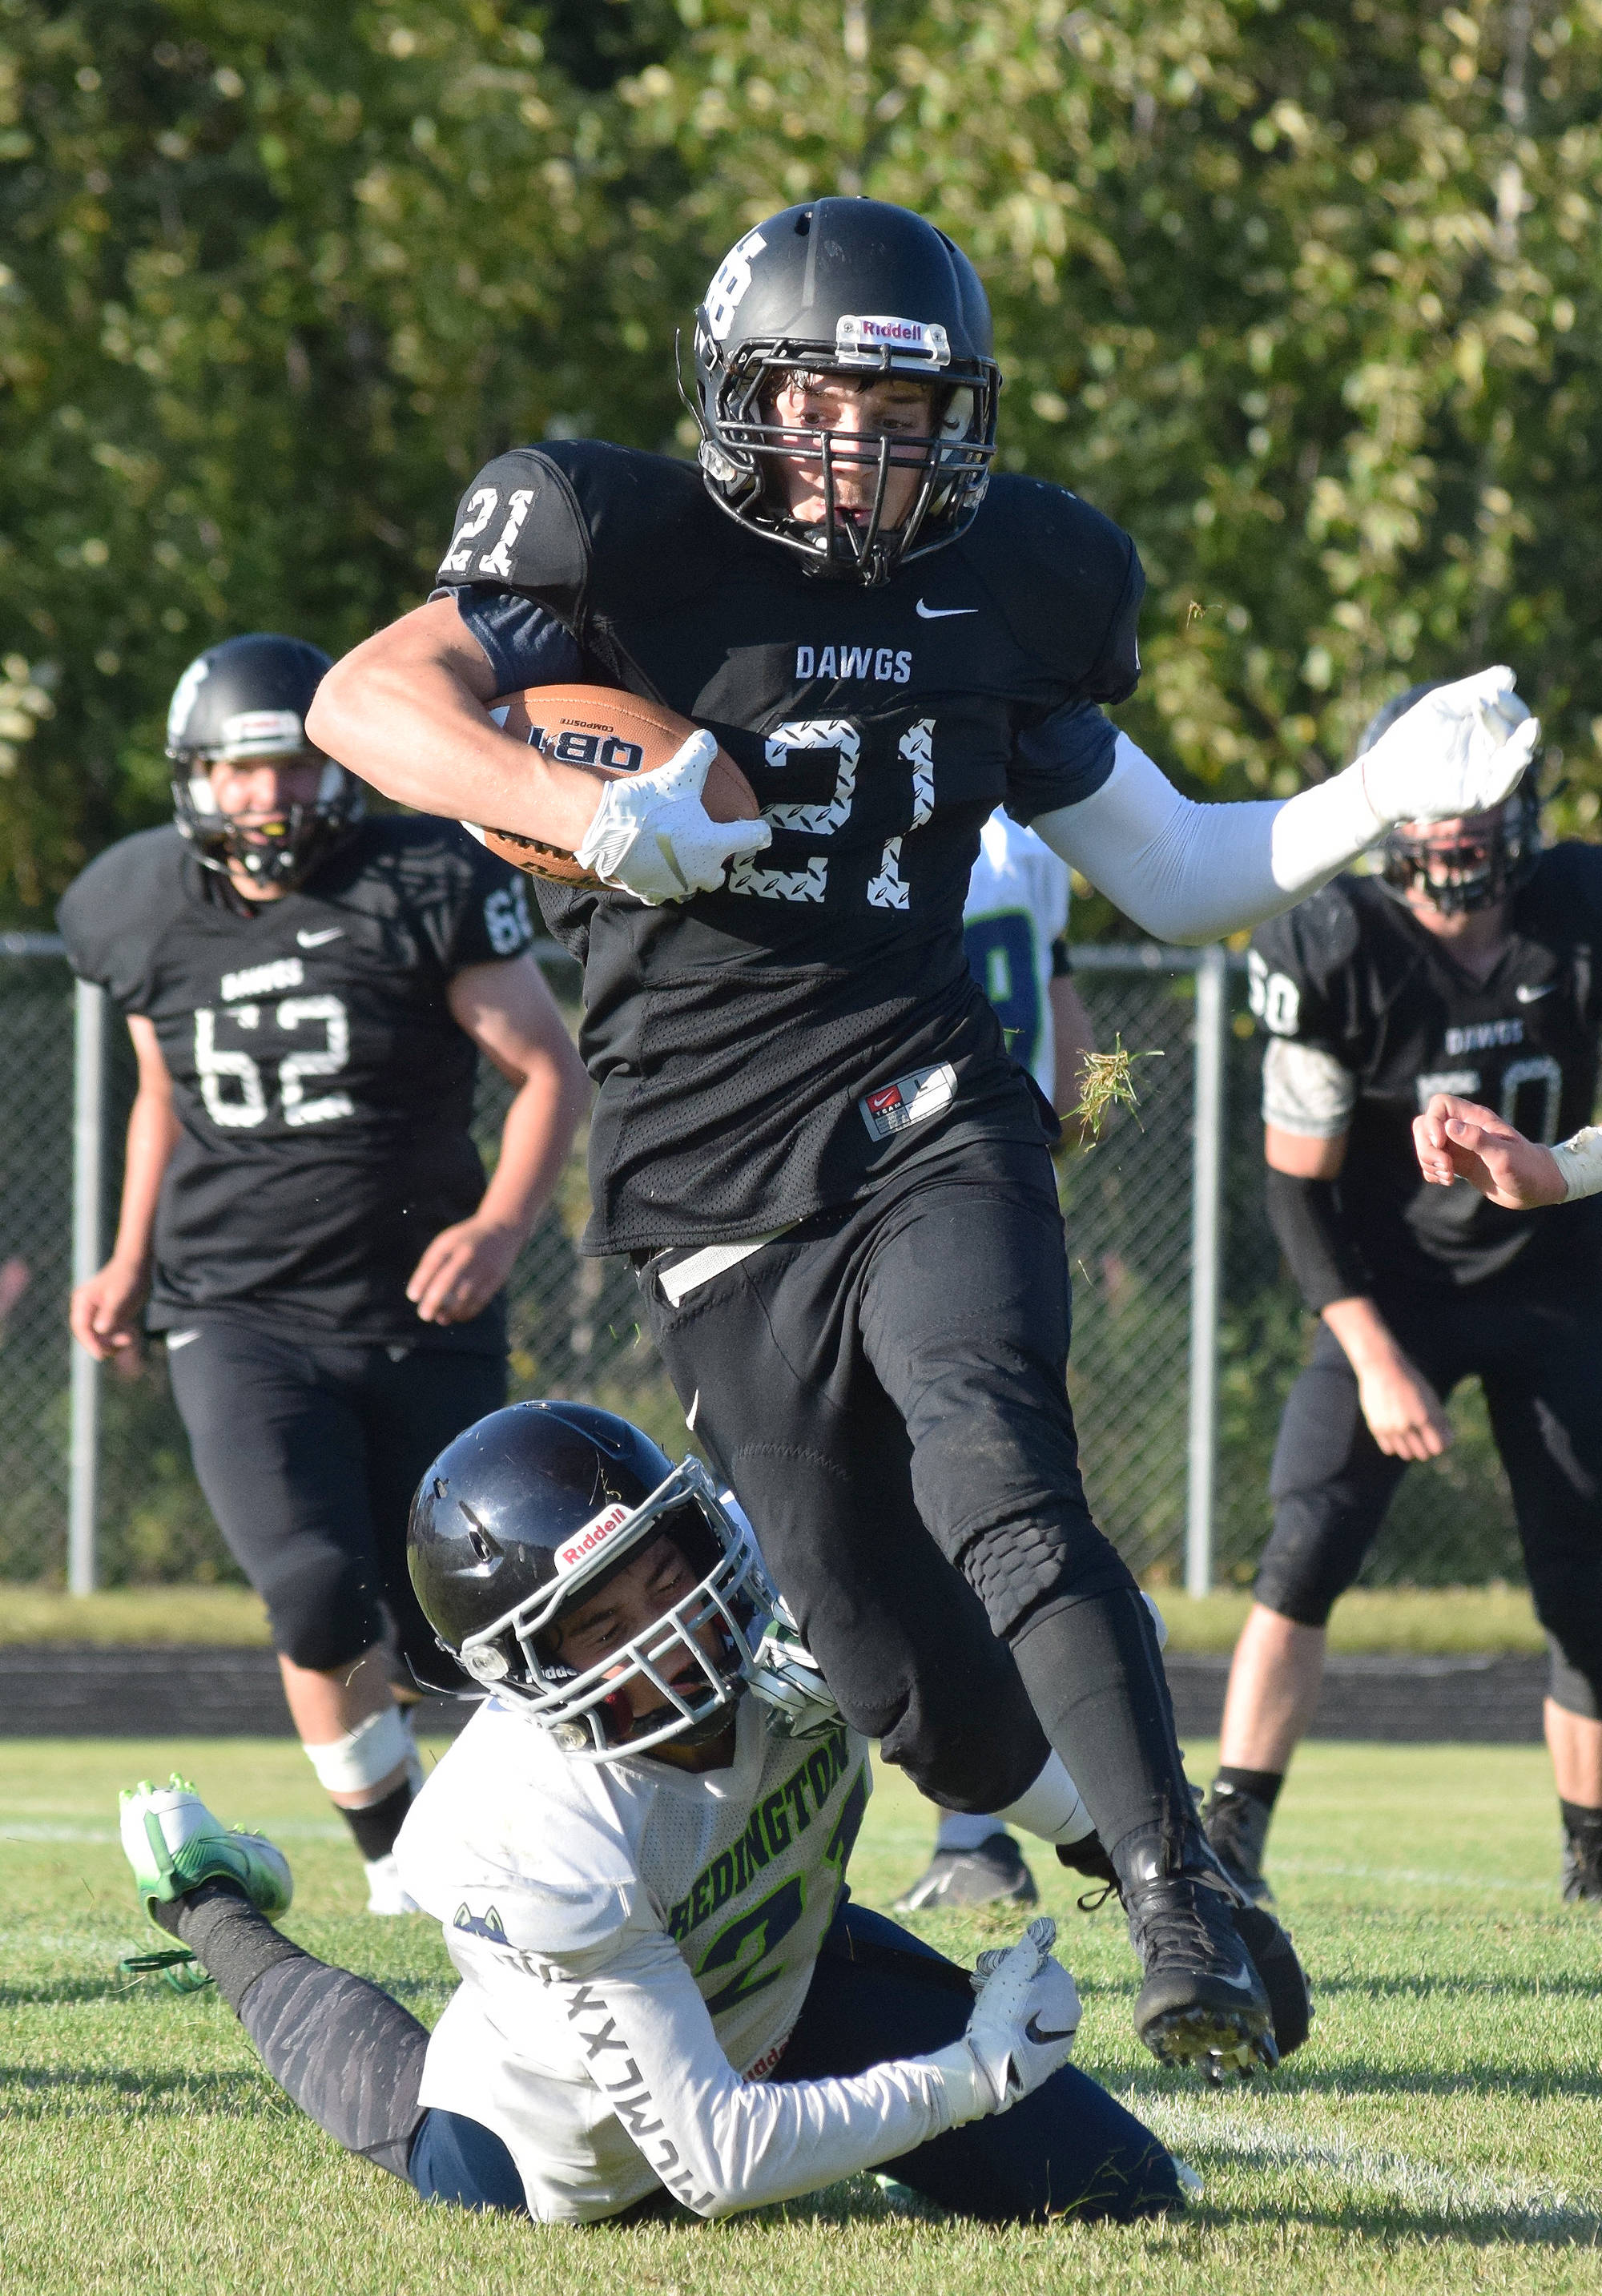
left=1202, top=683, right=1602, bottom=1910
left=58, top=634, right=590, bottom=1910
left=310, top=197, right=1529, bottom=2071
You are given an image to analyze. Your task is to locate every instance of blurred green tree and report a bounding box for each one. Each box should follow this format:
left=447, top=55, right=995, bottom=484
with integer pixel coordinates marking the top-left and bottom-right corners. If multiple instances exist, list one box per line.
left=613, top=0, right=1602, bottom=843
left=0, top=0, right=631, bottom=912
left=2, top=0, right=1600, bottom=927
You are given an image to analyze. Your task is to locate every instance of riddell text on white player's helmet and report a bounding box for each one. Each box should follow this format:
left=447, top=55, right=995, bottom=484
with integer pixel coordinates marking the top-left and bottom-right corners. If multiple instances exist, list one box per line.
left=689, top=197, right=1000, bottom=586
left=408, top=1401, right=775, bottom=1760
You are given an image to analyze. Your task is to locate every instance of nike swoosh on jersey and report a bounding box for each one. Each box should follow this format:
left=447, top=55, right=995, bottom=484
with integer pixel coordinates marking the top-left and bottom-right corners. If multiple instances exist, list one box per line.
left=296, top=927, right=344, bottom=948
left=915, top=600, right=978, bottom=619
left=164, top=1331, right=200, bottom=1351
left=1515, top=981, right=1558, bottom=1002
left=1023, top=2014, right=1077, bottom=2044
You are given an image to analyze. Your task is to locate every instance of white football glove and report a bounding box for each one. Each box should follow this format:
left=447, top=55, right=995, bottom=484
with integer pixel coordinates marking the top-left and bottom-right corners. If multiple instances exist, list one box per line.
left=926, top=1916, right=1082, bottom=2125
left=1358, top=667, right=1539, bottom=829
left=572, top=728, right=771, bottom=905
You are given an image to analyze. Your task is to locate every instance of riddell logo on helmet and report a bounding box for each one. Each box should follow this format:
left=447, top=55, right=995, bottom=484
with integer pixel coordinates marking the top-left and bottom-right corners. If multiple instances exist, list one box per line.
left=554, top=1502, right=633, bottom=1576
left=835, top=314, right=951, bottom=368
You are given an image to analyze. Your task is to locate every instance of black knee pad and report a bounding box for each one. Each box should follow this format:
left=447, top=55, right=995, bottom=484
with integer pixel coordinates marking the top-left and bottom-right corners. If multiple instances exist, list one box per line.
left=1545, top=1632, right=1602, bottom=1722
left=260, top=1550, right=385, bottom=1674
left=1250, top=1499, right=1363, bottom=1629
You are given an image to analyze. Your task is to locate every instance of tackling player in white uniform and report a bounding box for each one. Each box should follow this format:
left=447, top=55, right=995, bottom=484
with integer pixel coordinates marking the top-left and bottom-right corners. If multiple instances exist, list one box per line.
left=896, top=811, right=1097, bottom=1911
left=117, top=1403, right=1183, bottom=2226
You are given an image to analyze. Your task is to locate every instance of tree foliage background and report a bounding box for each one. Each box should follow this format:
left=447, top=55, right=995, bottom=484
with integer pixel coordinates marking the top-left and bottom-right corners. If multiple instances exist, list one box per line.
left=2, top=0, right=1600, bottom=921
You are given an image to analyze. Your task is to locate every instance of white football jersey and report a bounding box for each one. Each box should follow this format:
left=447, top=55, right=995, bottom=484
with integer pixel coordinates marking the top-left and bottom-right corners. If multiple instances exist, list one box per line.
left=963, top=808, right=1073, bottom=1096
left=396, top=1695, right=958, bottom=2221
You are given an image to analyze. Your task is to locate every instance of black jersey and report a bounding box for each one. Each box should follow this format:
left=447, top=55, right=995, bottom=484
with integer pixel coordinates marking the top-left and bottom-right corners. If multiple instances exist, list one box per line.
left=434, top=441, right=1142, bottom=1251
left=57, top=818, right=538, bottom=1347
left=1249, top=845, right=1602, bottom=1291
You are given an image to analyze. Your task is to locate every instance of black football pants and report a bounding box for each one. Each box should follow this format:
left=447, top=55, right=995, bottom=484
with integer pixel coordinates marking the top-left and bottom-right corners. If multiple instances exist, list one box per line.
left=638, top=1135, right=1191, bottom=1855
left=167, top=1319, right=505, bottom=1679
left=1258, top=1273, right=1602, bottom=1718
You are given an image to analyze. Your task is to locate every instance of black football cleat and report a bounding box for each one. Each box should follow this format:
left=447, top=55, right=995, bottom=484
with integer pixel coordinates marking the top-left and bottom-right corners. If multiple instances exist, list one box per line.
left=893, top=1831, right=1040, bottom=1913
left=1120, top=1820, right=1274, bottom=2078
left=1232, top=1900, right=1311, bottom=2060
left=1561, top=1828, right=1602, bottom=1903
left=1202, top=1780, right=1275, bottom=1905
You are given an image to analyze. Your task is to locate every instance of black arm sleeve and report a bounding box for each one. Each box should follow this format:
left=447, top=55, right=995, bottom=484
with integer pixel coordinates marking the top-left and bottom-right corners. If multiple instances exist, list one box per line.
left=1264, top=1166, right=1373, bottom=1312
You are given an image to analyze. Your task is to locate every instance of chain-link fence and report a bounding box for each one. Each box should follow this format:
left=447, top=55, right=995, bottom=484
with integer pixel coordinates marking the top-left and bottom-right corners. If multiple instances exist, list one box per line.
left=1065, top=957, right=1519, bottom=1590
left=2, top=943, right=1520, bottom=1592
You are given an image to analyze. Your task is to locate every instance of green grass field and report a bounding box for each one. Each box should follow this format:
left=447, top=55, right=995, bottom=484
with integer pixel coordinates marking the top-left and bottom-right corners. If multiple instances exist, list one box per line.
left=3, top=1738, right=1599, bottom=2294
left=0, top=1581, right=1552, bottom=1652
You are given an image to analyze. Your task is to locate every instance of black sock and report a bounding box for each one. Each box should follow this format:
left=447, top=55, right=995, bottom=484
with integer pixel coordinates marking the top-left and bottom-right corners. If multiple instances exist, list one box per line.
left=149, top=1879, right=301, bottom=2011
left=338, top=1778, right=414, bottom=1864
left=150, top=1878, right=429, bottom=2181
left=1560, top=1798, right=1602, bottom=1844
left=1214, top=1766, right=1284, bottom=1811
left=1011, top=1587, right=1197, bottom=1871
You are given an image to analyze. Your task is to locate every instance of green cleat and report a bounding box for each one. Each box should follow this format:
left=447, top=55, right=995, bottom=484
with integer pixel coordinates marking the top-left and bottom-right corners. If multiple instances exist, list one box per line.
left=118, top=1774, right=293, bottom=1923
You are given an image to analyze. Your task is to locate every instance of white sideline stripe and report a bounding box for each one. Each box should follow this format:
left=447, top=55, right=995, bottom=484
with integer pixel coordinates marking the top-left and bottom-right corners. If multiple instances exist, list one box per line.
left=0, top=1819, right=348, bottom=1844
left=1144, top=2101, right=1600, bottom=2236
left=1272, top=1854, right=1550, bottom=1894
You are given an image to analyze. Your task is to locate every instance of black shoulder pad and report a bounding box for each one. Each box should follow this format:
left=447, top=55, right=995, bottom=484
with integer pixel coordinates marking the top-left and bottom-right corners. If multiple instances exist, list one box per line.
left=436, top=443, right=720, bottom=634
left=436, top=447, right=590, bottom=614
left=1519, top=840, right=1602, bottom=940
left=957, top=474, right=1144, bottom=703
left=1254, top=876, right=1363, bottom=986
left=55, top=826, right=185, bottom=1005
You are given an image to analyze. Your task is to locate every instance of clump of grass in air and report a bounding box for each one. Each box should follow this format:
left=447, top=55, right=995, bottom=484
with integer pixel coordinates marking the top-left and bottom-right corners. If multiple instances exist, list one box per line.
left=1073, top=1034, right=1163, bottom=1142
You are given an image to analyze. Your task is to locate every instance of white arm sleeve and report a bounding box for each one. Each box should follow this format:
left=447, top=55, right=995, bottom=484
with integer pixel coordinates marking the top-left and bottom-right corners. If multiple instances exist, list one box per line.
left=1552, top=1127, right=1602, bottom=1202
left=546, top=1927, right=963, bottom=2217
left=1032, top=734, right=1383, bottom=946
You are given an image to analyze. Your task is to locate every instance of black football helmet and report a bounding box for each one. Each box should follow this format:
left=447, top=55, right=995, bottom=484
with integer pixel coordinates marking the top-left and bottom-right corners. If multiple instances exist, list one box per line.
left=166, top=634, right=364, bottom=893
left=1361, top=679, right=1541, bottom=916
left=689, top=197, right=1000, bottom=585
left=408, top=1401, right=775, bottom=1761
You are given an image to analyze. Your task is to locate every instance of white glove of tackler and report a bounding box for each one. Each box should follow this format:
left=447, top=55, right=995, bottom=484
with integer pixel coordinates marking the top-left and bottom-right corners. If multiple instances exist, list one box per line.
left=926, top=1915, right=1083, bottom=2124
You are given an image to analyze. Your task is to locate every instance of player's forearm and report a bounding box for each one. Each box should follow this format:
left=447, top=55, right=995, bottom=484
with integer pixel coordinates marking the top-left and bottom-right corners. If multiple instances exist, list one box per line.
left=1320, top=1295, right=1405, bottom=1372
left=108, top=1090, right=179, bottom=1271
left=1551, top=1126, right=1602, bottom=1201
left=1034, top=735, right=1383, bottom=945
left=552, top=1938, right=957, bottom=2218
left=475, top=1065, right=589, bottom=1243
left=308, top=612, right=602, bottom=848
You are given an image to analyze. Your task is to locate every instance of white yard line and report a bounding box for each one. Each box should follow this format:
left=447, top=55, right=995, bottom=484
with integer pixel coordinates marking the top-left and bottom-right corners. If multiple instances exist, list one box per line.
left=1145, top=2098, right=1600, bottom=2238
left=1270, top=1855, right=1550, bottom=1894
left=0, top=1819, right=346, bottom=1843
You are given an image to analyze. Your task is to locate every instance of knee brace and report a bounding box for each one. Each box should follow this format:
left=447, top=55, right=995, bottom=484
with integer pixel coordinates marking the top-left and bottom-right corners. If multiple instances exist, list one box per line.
left=1547, top=1633, right=1602, bottom=1722
left=303, top=1706, right=415, bottom=1801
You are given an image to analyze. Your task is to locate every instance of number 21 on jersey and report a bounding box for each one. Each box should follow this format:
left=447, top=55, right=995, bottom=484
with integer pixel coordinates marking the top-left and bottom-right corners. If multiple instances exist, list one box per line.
left=728, top=717, right=935, bottom=908
left=193, top=997, right=354, bottom=1130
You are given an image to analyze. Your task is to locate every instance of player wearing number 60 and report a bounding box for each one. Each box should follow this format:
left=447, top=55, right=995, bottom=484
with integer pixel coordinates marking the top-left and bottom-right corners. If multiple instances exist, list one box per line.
left=60, top=634, right=590, bottom=1911
left=309, top=198, right=1529, bottom=2071
left=1201, top=684, right=1602, bottom=1910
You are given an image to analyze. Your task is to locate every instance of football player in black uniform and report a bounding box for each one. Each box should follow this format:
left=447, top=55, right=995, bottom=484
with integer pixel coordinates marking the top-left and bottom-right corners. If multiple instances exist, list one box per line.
left=308, top=199, right=1533, bottom=2064
left=1203, top=683, right=1602, bottom=1906
left=62, top=635, right=589, bottom=1911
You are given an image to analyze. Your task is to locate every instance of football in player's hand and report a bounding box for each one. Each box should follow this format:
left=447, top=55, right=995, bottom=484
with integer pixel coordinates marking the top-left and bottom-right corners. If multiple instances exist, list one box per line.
left=471, top=685, right=760, bottom=888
